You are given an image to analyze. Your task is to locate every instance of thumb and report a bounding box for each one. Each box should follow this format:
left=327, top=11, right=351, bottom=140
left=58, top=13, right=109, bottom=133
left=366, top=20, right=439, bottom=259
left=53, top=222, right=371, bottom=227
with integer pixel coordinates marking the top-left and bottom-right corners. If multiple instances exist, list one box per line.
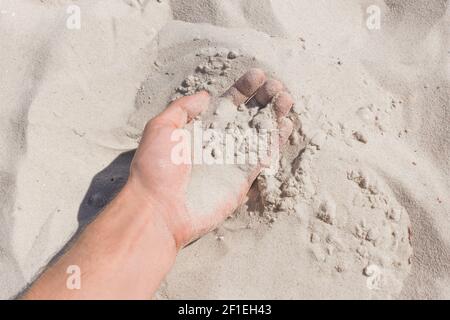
left=152, top=91, right=210, bottom=129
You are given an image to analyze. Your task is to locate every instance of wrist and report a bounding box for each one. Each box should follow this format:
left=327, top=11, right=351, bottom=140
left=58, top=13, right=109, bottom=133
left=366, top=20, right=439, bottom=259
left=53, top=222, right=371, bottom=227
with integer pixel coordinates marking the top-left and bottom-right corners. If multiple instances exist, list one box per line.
left=121, top=179, right=190, bottom=251
left=25, top=181, right=181, bottom=299
left=115, top=182, right=177, bottom=252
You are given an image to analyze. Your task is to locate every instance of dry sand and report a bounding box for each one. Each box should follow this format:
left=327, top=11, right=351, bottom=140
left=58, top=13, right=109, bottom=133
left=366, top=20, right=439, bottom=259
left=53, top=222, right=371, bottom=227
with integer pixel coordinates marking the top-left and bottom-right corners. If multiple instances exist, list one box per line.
left=0, top=0, right=449, bottom=299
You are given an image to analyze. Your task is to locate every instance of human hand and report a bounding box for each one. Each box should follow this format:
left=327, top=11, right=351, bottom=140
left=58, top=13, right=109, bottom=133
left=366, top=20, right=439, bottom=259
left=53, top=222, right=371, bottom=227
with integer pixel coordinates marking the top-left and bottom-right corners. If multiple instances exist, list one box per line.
left=126, top=69, right=294, bottom=249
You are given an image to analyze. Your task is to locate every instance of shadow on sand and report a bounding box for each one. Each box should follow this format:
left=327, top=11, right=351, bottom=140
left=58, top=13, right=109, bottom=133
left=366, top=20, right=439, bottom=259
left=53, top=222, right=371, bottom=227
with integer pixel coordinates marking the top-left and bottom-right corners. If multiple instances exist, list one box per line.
left=77, top=150, right=135, bottom=228
left=47, top=151, right=135, bottom=265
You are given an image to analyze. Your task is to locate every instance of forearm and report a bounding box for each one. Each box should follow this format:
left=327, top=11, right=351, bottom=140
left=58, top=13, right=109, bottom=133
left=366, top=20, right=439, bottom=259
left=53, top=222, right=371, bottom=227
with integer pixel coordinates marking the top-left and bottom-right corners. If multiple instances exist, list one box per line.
left=23, top=182, right=178, bottom=300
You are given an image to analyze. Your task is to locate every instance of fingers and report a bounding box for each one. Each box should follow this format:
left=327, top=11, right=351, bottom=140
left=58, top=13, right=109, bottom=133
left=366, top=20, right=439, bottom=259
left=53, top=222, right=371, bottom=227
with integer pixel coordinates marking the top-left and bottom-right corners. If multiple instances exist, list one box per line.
left=278, top=117, right=294, bottom=146
left=223, top=68, right=266, bottom=105
left=273, top=92, right=294, bottom=118
left=244, top=95, right=294, bottom=186
left=253, top=78, right=294, bottom=119
left=254, top=79, right=284, bottom=105
left=244, top=117, right=293, bottom=184
left=223, top=68, right=294, bottom=122
left=152, top=91, right=210, bottom=128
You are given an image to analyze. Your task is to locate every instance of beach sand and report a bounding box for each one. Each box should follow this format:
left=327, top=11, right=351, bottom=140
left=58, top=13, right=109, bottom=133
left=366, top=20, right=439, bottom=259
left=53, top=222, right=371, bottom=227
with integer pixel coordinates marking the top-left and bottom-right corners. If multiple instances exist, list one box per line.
left=0, top=0, right=448, bottom=299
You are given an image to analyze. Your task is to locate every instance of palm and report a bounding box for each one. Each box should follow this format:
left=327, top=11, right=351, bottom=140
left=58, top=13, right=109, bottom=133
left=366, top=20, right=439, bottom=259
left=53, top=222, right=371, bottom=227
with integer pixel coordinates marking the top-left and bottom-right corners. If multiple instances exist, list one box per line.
left=129, top=69, right=294, bottom=247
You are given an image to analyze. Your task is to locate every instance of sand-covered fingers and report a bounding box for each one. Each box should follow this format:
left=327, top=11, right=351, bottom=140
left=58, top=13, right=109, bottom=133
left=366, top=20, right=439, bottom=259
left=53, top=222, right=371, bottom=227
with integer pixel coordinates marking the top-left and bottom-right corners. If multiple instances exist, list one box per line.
left=278, top=117, right=294, bottom=146
left=223, top=68, right=294, bottom=119
left=223, top=68, right=266, bottom=105
left=254, top=79, right=284, bottom=105
left=247, top=117, right=293, bottom=175
left=273, top=92, right=294, bottom=118
left=253, top=77, right=294, bottom=118
left=183, top=70, right=296, bottom=241
left=236, top=74, right=295, bottom=178
left=253, top=77, right=295, bottom=146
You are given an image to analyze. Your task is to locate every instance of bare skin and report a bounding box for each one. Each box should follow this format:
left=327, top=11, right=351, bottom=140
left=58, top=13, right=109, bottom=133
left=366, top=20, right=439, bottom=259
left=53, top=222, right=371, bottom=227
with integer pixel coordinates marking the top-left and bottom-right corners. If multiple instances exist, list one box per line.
left=22, top=69, right=294, bottom=300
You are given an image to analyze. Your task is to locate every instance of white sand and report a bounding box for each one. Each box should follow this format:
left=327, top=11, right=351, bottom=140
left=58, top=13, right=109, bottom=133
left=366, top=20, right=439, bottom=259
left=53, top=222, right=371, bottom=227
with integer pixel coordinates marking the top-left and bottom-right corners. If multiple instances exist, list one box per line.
left=0, top=0, right=449, bottom=299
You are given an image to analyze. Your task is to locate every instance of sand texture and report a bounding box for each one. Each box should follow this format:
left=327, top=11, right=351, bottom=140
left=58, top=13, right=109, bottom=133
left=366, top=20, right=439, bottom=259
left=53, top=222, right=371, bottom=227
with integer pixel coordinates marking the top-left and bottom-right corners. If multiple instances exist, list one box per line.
left=0, top=0, right=449, bottom=299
